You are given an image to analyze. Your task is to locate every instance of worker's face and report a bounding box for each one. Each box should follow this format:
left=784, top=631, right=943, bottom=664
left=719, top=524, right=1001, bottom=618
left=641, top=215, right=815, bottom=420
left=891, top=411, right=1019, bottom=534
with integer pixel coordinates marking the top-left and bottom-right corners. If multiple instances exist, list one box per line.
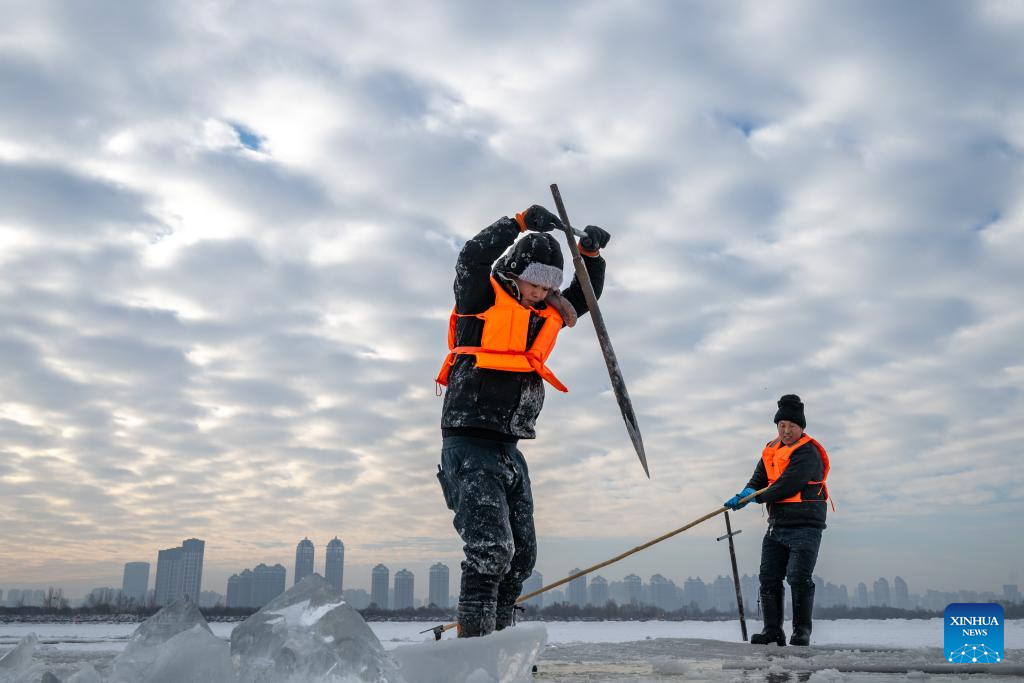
left=777, top=420, right=804, bottom=446
left=514, top=277, right=552, bottom=307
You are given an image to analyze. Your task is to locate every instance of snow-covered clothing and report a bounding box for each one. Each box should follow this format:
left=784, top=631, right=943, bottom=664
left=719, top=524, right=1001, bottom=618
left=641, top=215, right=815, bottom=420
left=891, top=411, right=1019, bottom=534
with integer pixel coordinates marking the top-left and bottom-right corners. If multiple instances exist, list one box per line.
left=439, top=436, right=535, bottom=636
left=499, top=231, right=564, bottom=290
left=440, top=216, right=604, bottom=440
left=438, top=213, right=607, bottom=637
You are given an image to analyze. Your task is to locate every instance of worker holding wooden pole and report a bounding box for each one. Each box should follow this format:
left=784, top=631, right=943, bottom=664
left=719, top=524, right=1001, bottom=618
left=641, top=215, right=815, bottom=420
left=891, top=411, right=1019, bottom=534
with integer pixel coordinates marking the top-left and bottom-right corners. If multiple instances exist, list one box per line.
left=724, top=395, right=833, bottom=647
left=434, top=196, right=612, bottom=638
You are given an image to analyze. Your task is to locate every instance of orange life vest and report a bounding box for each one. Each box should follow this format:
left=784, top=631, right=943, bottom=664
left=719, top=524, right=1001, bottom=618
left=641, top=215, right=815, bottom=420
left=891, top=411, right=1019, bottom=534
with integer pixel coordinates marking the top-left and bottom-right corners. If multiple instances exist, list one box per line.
left=435, top=277, right=568, bottom=392
left=761, top=434, right=831, bottom=505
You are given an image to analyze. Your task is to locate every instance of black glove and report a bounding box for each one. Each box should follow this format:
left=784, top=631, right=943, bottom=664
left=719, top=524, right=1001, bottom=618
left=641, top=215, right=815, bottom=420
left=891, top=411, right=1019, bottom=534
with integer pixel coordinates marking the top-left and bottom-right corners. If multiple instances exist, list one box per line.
left=580, top=225, right=611, bottom=252
left=521, top=205, right=563, bottom=232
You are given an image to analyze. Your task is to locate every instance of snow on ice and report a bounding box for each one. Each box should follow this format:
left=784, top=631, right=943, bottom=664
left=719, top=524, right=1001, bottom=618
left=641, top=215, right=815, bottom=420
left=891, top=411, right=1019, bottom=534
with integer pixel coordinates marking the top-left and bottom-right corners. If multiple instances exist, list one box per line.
left=2, top=603, right=1023, bottom=681
left=0, top=575, right=546, bottom=682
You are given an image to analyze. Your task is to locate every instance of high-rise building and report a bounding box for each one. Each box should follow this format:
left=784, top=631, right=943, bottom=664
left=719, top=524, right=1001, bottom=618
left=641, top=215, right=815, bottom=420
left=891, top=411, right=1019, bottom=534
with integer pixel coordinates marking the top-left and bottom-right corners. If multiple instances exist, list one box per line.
left=154, top=547, right=183, bottom=606
left=712, top=575, right=735, bottom=612
left=122, top=562, right=150, bottom=605
left=393, top=569, right=414, bottom=610
left=893, top=576, right=910, bottom=609
left=740, top=574, right=759, bottom=613
left=589, top=575, right=609, bottom=607
left=181, top=538, right=205, bottom=602
left=428, top=563, right=450, bottom=608
left=623, top=574, right=643, bottom=605
left=855, top=582, right=869, bottom=608
left=522, top=570, right=544, bottom=608
left=87, top=587, right=120, bottom=606
left=154, top=539, right=205, bottom=606
left=295, top=538, right=315, bottom=586
left=230, top=572, right=249, bottom=609
left=225, top=574, right=241, bottom=607
left=567, top=568, right=587, bottom=607
left=343, top=589, right=371, bottom=610
left=198, top=591, right=223, bottom=608
left=1004, top=584, right=1021, bottom=602
left=253, top=564, right=287, bottom=607
left=873, top=577, right=891, bottom=607
left=226, top=563, right=286, bottom=608
left=227, top=569, right=254, bottom=608
left=649, top=574, right=674, bottom=610
left=154, top=547, right=181, bottom=606
left=814, top=575, right=848, bottom=608
left=325, top=537, right=345, bottom=593
left=923, top=589, right=958, bottom=612
left=682, top=577, right=710, bottom=610
left=371, top=564, right=390, bottom=609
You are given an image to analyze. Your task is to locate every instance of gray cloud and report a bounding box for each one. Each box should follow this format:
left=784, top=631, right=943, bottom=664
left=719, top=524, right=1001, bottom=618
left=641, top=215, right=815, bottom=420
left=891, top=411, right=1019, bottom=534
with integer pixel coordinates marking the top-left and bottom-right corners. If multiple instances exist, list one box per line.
left=0, top=162, right=154, bottom=234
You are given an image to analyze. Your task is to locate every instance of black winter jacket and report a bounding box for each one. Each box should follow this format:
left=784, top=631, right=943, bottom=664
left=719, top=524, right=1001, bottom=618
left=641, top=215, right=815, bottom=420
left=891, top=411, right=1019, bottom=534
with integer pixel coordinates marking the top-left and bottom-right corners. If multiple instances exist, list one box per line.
left=441, top=217, right=605, bottom=441
left=746, top=440, right=828, bottom=529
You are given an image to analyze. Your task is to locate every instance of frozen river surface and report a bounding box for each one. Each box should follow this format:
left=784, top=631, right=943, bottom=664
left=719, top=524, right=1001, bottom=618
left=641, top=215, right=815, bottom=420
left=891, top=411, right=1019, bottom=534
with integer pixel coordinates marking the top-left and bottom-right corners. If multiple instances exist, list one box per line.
left=2, top=618, right=1021, bottom=681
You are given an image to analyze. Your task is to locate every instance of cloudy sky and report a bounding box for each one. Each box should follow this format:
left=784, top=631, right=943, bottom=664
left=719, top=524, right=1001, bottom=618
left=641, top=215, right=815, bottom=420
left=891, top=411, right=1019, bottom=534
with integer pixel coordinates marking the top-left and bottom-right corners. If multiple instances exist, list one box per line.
left=1, top=1, right=1022, bottom=601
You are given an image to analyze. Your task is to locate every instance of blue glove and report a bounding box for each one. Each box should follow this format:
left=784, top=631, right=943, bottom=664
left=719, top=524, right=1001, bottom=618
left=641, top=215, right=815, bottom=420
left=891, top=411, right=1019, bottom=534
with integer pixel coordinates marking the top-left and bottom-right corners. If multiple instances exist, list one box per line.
left=724, top=487, right=758, bottom=510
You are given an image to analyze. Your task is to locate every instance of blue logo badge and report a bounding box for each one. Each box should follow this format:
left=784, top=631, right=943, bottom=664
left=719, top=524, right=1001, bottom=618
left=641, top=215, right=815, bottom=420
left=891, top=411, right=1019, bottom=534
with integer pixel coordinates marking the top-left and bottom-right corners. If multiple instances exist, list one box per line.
left=944, top=603, right=1003, bottom=663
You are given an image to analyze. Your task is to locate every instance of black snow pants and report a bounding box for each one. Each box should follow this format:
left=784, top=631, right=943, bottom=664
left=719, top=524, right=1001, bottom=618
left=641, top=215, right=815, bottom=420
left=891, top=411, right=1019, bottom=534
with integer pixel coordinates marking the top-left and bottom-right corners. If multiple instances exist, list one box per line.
left=759, top=525, right=823, bottom=593
left=438, top=435, right=536, bottom=636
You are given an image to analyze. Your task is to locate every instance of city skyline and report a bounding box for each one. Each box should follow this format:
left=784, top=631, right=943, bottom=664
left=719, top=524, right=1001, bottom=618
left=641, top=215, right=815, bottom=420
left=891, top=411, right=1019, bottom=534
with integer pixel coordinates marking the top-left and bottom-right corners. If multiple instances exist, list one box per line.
left=3, top=537, right=1018, bottom=612
left=1, top=530, right=1018, bottom=604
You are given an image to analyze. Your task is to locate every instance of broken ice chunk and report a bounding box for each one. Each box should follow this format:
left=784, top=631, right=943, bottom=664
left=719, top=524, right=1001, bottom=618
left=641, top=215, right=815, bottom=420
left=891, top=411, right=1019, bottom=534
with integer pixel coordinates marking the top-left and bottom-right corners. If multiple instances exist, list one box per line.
left=231, top=574, right=400, bottom=682
left=390, top=625, right=547, bottom=683
left=110, top=598, right=219, bottom=682
left=0, top=633, right=39, bottom=682
left=143, top=624, right=233, bottom=683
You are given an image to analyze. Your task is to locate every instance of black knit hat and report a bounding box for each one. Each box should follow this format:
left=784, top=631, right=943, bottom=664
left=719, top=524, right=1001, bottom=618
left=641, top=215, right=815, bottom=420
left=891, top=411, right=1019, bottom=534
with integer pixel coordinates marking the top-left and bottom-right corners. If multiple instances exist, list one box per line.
left=773, top=394, right=806, bottom=429
left=497, top=233, right=564, bottom=290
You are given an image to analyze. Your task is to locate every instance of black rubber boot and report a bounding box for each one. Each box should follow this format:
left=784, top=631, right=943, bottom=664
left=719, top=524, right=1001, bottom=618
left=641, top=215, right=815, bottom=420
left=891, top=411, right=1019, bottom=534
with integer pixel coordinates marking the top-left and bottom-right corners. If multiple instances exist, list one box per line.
left=495, top=603, right=522, bottom=631
left=457, top=600, right=496, bottom=638
left=750, top=588, right=786, bottom=646
left=789, top=582, right=815, bottom=646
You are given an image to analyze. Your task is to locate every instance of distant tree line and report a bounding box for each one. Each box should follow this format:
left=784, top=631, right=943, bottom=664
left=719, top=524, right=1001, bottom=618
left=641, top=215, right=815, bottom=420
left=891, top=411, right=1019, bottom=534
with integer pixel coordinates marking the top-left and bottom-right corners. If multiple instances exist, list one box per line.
left=360, top=604, right=455, bottom=621
left=519, top=600, right=1024, bottom=622
left=4, top=594, right=1021, bottom=622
